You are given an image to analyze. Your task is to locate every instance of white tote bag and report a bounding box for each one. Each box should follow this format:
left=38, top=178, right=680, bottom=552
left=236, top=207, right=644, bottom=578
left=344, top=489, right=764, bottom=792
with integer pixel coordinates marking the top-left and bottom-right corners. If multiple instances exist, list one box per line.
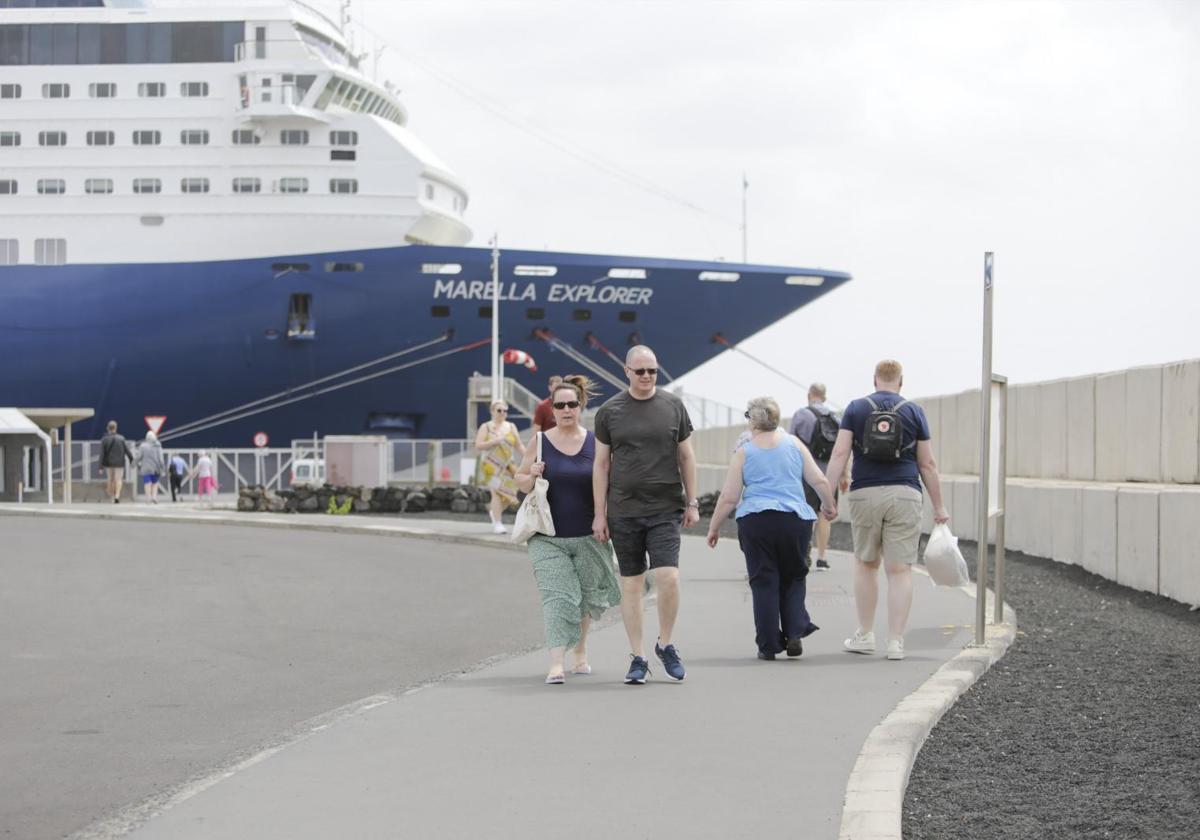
left=510, top=432, right=556, bottom=544
left=923, top=523, right=970, bottom=587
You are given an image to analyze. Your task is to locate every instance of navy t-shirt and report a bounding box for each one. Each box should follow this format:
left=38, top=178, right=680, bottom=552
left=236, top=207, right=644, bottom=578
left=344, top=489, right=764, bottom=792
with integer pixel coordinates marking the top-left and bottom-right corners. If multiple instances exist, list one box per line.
left=840, top=391, right=931, bottom=492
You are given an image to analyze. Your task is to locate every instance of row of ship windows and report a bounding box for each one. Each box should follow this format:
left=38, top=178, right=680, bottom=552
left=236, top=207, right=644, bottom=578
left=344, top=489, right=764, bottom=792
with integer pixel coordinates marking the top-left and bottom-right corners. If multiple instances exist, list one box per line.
left=0, top=238, right=65, bottom=265
left=0, top=129, right=358, bottom=147
left=0, top=177, right=359, bottom=194
left=1, top=81, right=212, bottom=99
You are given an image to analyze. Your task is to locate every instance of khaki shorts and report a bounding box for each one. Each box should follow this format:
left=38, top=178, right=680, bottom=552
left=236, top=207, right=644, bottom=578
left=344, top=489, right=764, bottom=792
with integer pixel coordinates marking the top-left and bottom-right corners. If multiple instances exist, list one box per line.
left=845, top=484, right=923, bottom=566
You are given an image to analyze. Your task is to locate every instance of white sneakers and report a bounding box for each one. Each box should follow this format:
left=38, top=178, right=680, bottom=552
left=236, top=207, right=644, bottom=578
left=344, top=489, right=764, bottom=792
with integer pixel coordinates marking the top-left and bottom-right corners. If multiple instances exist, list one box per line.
left=843, top=630, right=905, bottom=660
left=492, top=521, right=507, bottom=535
left=843, top=630, right=876, bottom=654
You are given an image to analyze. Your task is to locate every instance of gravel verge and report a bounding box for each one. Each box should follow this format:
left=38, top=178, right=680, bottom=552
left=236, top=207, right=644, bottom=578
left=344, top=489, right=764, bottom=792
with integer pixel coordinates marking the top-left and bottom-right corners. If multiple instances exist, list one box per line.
left=903, top=538, right=1200, bottom=840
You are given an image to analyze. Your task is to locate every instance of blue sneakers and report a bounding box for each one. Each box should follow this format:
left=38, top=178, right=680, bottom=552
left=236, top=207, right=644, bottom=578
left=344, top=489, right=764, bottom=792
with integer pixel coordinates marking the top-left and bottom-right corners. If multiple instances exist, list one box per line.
left=624, top=655, right=651, bottom=685
left=655, top=641, right=686, bottom=681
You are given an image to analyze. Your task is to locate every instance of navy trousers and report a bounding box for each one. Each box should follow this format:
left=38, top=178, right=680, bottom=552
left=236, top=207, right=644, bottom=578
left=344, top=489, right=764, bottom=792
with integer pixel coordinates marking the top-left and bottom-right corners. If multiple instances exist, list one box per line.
left=737, top=510, right=819, bottom=655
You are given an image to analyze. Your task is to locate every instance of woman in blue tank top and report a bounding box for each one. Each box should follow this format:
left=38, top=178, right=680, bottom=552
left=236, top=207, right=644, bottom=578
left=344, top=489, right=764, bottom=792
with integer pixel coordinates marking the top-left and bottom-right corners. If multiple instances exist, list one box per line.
left=515, top=375, right=622, bottom=684
left=706, top=396, right=838, bottom=659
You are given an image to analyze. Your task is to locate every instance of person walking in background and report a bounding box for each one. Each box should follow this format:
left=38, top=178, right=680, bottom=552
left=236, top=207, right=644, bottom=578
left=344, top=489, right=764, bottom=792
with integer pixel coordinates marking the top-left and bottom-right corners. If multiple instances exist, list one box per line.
left=136, top=431, right=166, bottom=504
left=593, top=344, right=698, bottom=684
left=515, top=375, right=621, bottom=684
left=167, top=453, right=188, bottom=502
left=476, top=400, right=526, bottom=534
left=189, top=451, right=217, bottom=505
left=789, top=383, right=849, bottom=571
left=824, top=359, right=950, bottom=661
left=530, top=375, right=564, bottom=442
left=707, top=397, right=837, bottom=660
left=99, top=420, right=133, bottom=504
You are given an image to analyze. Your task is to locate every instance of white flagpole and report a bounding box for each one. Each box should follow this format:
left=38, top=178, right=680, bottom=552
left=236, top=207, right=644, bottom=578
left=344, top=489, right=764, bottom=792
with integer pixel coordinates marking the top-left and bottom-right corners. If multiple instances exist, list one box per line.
left=741, top=172, right=749, bottom=263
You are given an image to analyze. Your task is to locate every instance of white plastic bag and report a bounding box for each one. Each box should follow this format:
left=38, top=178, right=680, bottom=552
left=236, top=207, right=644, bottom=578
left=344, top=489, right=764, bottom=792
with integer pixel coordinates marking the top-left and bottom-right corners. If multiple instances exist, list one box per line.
left=511, top=433, right=556, bottom=545
left=923, top=523, right=969, bottom=587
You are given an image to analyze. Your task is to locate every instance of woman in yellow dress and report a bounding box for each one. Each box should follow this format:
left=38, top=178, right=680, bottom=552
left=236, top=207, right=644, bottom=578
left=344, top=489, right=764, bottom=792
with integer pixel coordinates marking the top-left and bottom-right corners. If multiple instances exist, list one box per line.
left=475, top=400, right=526, bottom=534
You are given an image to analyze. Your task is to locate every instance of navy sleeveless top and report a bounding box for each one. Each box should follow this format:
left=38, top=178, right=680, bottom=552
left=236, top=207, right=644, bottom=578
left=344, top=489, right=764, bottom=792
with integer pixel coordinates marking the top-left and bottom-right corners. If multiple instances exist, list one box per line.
left=541, top=431, right=595, bottom=538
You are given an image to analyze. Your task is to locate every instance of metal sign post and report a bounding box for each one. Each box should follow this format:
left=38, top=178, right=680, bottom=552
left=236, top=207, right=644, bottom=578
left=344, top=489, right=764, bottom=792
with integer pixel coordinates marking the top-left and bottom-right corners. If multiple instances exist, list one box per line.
left=490, top=235, right=500, bottom=403
left=992, top=374, right=1008, bottom=625
left=975, top=253, right=994, bottom=646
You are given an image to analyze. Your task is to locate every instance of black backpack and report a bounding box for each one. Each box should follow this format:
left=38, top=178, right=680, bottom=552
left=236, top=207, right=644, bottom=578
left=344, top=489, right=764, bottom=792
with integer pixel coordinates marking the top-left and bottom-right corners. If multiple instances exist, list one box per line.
left=805, top=406, right=840, bottom=461
left=860, top=396, right=916, bottom=462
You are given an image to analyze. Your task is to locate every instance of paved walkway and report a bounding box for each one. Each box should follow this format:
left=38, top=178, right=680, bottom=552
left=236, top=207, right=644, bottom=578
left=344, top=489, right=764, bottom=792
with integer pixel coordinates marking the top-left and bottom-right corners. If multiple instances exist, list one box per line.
left=2, top=503, right=993, bottom=840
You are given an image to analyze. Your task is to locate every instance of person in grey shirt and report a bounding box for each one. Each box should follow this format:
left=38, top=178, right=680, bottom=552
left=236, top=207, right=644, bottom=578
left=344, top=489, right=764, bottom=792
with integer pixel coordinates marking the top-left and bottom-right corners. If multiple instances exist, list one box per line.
left=136, top=431, right=166, bottom=504
left=593, top=345, right=698, bottom=684
left=789, top=383, right=849, bottom=570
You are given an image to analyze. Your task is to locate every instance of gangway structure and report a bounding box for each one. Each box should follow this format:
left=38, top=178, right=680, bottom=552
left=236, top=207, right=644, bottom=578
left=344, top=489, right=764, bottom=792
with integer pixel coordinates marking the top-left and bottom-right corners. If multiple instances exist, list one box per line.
left=465, top=375, right=542, bottom=437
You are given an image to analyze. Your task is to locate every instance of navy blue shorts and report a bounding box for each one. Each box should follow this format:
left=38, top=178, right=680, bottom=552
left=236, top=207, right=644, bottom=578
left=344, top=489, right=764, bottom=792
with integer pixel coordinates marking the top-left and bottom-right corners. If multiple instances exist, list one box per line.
left=609, top=510, right=682, bottom=577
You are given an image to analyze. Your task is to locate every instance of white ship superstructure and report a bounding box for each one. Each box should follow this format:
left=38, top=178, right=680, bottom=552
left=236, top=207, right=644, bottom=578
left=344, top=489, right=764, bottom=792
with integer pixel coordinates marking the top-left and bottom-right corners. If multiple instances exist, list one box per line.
left=0, top=0, right=471, bottom=266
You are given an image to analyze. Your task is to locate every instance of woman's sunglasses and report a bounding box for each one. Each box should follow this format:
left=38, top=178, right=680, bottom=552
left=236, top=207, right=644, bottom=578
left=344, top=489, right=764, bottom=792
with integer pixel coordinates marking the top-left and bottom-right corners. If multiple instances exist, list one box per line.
left=553, top=400, right=581, bottom=409
left=628, top=367, right=658, bottom=376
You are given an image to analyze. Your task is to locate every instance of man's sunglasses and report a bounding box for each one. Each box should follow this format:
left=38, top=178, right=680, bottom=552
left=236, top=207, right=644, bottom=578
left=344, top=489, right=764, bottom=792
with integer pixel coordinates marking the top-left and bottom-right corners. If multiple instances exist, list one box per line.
left=628, top=367, right=658, bottom=376
left=552, top=400, right=580, bottom=410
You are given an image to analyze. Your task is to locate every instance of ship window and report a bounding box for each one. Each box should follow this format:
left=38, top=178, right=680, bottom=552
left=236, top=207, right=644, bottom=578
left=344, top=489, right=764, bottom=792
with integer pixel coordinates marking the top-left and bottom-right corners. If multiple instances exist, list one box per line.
left=85, top=178, right=113, bottom=194
left=421, top=263, right=461, bottom=275
left=0, top=239, right=16, bottom=265
left=329, top=178, right=357, bottom=194
left=608, top=268, right=647, bottom=280
left=324, top=261, right=363, bottom=273
left=86, top=130, right=114, bottom=146
left=280, top=130, right=310, bottom=145
left=785, top=275, right=826, bottom=286
left=42, top=82, right=69, bottom=98
left=140, top=215, right=163, bottom=226
left=271, top=262, right=309, bottom=273
left=34, top=238, right=66, bottom=265
left=699, top=271, right=740, bottom=282
left=618, top=310, right=637, bottom=323
left=180, top=81, right=209, bottom=98
left=514, top=265, right=557, bottom=277
left=478, top=306, right=493, bottom=318
left=287, top=293, right=314, bottom=338
left=525, top=307, right=545, bottom=320
left=0, top=180, right=15, bottom=194
left=0, top=132, right=19, bottom=147
left=329, top=130, right=357, bottom=146
left=88, top=82, right=116, bottom=98
left=573, top=309, right=592, bottom=321
left=424, top=184, right=434, bottom=200
left=180, top=129, right=210, bottom=145
left=232, top=177, right=261, bottom=194
left=232, top=129, right=260, bottom=145
left=0, top=84, right=20, bottom=99
left=431, top=305, right=450, bottom=318
left=279, top=177, right=308, bottom=194
left=133, top=177, right=161, bottom=194
left=133, top=130, right=160, bottom=145
left=38, top=131, right=67, bottom=147
left=181, top=177, right=210, bottom=194
left=37, top=179, right=66, bottom=195
left=330, top=150, right=355, bottom=161
left=138, top=82, right=165, bottom=98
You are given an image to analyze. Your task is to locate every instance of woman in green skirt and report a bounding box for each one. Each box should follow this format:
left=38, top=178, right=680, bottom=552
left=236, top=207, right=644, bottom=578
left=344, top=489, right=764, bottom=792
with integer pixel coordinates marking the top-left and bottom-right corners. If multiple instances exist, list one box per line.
left=515, top=375, right=621, bottom=684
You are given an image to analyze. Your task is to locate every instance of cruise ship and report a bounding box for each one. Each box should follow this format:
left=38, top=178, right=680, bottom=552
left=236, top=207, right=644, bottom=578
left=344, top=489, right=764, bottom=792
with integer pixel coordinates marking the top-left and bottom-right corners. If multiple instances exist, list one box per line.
left=0, top=0, right=851, bottom=445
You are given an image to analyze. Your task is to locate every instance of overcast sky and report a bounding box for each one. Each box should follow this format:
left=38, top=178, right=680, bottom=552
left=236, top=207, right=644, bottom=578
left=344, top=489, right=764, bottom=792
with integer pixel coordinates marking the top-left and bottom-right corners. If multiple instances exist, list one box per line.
left=350, top=0, right=1198, bottom=413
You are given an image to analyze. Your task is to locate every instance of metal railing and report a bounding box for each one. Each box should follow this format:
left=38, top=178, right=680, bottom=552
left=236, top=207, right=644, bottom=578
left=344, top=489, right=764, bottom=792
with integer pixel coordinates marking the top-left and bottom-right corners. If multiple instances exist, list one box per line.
left=669, top=389, right=743, bottom=430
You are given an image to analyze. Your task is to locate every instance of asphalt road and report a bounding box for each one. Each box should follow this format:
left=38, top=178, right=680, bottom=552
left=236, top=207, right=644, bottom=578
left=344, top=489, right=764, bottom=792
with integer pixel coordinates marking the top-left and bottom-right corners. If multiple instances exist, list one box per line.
left=0, top=517, right=545, bottom=840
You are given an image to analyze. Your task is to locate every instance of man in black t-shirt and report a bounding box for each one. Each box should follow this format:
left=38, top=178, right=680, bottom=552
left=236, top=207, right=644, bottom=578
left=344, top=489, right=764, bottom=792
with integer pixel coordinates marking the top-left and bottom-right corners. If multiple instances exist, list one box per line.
left=593, top=345, right=697, bottom=684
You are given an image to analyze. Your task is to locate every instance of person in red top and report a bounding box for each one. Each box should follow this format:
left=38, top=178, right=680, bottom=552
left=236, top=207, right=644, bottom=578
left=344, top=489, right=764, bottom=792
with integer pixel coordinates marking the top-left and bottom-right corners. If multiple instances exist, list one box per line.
left=531, top=375, right=564, bottom=440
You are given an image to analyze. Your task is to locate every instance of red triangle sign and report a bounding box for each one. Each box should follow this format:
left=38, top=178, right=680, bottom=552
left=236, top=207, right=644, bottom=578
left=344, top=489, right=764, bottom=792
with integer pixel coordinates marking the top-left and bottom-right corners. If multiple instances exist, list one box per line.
left=144, top=415, right=167, bottom=435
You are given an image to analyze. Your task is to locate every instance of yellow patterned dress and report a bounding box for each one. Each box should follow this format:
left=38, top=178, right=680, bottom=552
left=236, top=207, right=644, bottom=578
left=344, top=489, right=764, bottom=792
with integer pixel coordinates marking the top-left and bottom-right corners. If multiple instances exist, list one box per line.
left=479, top=422, right=521, bottom=508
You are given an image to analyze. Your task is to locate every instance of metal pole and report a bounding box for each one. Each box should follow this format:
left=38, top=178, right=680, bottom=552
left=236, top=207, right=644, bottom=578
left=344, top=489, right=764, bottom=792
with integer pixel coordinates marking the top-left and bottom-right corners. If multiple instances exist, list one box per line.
left=975, top=252, right=994, bottom=645
left=64, top=422, right=72, bottom=504
left=490, top=235, right=500, bottom=400
left=994, top=375, right=1008, bottom=625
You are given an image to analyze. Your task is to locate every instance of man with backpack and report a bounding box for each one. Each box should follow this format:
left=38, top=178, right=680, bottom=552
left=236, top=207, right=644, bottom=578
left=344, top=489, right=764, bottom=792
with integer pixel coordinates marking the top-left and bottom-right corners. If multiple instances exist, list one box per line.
left=788, top=383, right=846, bottom=570
left=823, top=360, right=950, bottom=661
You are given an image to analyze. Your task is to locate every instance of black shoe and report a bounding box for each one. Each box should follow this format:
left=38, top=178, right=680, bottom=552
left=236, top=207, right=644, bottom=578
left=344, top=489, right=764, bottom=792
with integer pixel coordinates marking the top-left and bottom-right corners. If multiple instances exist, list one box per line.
left=624, top=655, right=650, bottom=685
left=785, top=637, right=804, bottom=657
left=757, top=651, right=776, bottom=660
left=815, top=558, right=831, bottom=571
left=113, top=498, right=120, bottom=504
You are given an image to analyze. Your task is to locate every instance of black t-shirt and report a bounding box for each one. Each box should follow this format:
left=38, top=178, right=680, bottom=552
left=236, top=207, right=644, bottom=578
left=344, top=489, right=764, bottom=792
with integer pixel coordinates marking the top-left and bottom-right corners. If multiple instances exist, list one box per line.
left=594, top=389, right=694, bottom=517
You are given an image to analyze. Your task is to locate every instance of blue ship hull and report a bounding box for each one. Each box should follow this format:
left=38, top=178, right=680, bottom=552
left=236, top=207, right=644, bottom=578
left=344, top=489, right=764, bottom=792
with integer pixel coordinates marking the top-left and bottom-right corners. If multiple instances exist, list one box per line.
left=0, top=245, right=849, bottom=445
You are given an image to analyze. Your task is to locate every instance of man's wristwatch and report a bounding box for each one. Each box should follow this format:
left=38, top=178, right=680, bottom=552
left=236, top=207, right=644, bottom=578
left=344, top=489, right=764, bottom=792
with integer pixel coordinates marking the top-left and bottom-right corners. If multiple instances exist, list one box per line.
left=686, top=500, right=700, bottom=509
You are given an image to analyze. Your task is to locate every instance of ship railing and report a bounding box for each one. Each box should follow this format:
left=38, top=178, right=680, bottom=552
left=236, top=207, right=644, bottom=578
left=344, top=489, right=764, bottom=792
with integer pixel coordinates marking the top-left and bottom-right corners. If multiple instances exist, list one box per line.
left=234, top=39, right=322, bottom=64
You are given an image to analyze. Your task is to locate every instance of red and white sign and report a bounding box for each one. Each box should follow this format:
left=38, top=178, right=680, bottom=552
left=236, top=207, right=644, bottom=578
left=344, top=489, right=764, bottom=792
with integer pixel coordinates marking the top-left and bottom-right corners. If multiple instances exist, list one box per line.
left=144, top=415, right=167, bottom=435
left=252, top=431, right=270, bottom=448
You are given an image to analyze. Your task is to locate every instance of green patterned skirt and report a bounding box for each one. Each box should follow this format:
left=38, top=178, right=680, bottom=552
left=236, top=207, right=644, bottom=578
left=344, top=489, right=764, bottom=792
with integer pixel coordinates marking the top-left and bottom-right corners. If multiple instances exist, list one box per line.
left=528, top=534, right=622, bottom=649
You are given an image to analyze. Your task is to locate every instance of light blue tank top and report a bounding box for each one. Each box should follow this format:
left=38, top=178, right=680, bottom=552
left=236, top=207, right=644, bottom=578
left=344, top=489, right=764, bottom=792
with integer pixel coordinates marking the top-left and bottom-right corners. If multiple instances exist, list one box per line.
left=735, top=433, right=818, bottom=521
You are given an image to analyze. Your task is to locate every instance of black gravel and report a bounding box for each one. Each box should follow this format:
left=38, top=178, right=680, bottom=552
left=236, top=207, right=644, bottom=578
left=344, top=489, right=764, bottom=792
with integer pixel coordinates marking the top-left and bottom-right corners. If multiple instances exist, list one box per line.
left=903, top=538, right=1200, bottom=840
